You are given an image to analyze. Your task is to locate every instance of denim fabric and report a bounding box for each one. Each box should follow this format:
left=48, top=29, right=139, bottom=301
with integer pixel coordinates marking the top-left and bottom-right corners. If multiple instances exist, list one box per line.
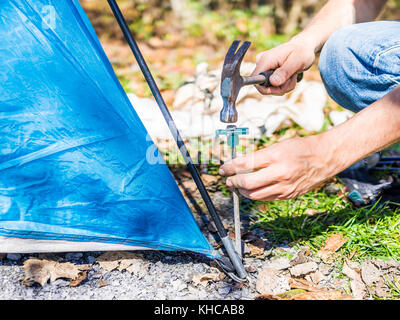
left=319, top=21, right=400, bottom=113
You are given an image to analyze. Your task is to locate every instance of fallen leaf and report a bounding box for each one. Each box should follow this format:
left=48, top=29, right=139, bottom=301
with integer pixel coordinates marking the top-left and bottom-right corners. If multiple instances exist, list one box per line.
left=306, top=270, right=325, bottom=285
left=201, top=174, right=219, bottom=186
left=317, top=233, right=348, bottom=263
left=342, top=260, right=367, bottom=299
left=21, top=258, right=90, bottom=287
left=289, top=262, right=318, bottom=277
left=69, top=270, right=88, bottom=287
left=246, top=243, right=264, bottom=256
left=291, top=290, right=353, bottom=300
left=256, top=294, right=283, bottom=300
left=0, top=253, right=6, bottom=259
left=192, top=273, right=225, bottom=287
left=277, top=289, right=307, bottom=299
left=245, top=265, right=257, bottom=273
left=97, top=278, right=108, bottom=288
left=96, top=252, right=148, bottom=279
left=288, top=277, right=320, bottom=292
left=263, top=277, right=353, bottom=300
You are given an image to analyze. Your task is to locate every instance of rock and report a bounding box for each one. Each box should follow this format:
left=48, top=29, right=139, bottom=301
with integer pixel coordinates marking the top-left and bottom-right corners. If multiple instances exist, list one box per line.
left=218, top=286, right=231, bottom=296
left=266, top=257, right=291, bottom=271
left=323, top=182, right=341, bottom=195
left=6, top=253, right=21, bottom=261
left=87, top=256, right=96, bottom=264
left=289, top=262, right=318, bottom=277
left=329, top=110, right=354, bottom=126
left=171, top=279, right=187, bottom=292
left=65, top=252, right=83, bottom=260
left=256, top=268, right=290, bottom=295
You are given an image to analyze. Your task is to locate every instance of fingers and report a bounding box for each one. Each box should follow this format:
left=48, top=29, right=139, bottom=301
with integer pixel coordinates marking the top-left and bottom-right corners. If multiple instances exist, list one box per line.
left=225, top=167, right=279, bottom=191
left=253, top=47, right=304, bottom=95
left=219, top=150, right=270, bottom=176
left=257, top=73, right=297, bottom=95
left=268, top=52, right=303, bottom=87
left=237, top=185, right=283, bottom=201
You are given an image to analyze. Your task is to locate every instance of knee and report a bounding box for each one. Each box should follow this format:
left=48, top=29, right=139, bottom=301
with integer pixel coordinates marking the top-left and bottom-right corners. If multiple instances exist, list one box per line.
left=318, top=26, right=352, bottom=94
left=318, top=25, right=363, bottom=111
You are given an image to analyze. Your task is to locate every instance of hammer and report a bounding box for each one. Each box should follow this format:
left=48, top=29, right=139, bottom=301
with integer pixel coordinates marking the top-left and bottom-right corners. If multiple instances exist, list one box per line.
left=220, top=40, right=303, bottom=123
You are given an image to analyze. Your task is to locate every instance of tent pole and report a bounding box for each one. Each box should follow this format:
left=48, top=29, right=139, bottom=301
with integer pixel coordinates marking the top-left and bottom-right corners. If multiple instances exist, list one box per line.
left=107, top=0, right=247, bottom=281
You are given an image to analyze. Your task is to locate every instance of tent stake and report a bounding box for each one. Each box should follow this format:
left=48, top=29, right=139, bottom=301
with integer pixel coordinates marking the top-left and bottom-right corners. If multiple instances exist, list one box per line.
left=107, top=0, right=247, bottom=281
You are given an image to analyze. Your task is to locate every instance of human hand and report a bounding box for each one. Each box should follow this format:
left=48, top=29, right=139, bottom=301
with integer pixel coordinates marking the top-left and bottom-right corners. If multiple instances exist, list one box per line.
left=219, top=136, right=334, bottom=201
left=252, top=38, right=316, bottom=95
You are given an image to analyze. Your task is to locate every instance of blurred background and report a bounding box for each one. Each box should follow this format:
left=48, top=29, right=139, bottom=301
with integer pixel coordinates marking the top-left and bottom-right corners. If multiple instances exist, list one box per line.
left=79, top=0, right=400, bottom=166
left=81, top=0, right=399, bottom=100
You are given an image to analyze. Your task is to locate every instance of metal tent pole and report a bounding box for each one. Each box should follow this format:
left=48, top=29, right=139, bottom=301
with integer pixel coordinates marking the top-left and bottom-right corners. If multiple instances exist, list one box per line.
left=107, top=0, right=246, bottom=281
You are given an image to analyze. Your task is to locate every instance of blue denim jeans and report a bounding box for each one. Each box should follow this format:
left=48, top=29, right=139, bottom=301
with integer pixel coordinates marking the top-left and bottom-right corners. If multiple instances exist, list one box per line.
left=318, top=21, right=400, bottom=113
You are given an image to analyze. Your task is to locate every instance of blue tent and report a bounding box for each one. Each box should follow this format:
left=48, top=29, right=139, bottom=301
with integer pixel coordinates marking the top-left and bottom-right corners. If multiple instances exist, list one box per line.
left=0, top=0, right=216, bottom=258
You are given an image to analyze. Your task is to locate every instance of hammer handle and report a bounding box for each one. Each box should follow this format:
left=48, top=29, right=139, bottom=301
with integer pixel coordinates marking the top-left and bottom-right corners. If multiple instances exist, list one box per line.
left=243, top=70, right=303, bottom=87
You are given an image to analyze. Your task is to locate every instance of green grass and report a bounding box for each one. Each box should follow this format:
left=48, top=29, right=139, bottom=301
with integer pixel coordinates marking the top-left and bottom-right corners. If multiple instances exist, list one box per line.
left=246, top=189, right=400, bottom=262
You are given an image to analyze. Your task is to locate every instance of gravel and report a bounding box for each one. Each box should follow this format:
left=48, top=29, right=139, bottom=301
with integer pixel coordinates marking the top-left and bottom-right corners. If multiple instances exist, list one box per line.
left=0, top=249, right=261, bottom=300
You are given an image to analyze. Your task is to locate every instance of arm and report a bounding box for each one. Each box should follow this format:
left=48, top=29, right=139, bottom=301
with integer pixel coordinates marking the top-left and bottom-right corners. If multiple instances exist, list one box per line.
left=220, top=86, right=400, bottom=201
left=253, top=0, right=387, bottom=95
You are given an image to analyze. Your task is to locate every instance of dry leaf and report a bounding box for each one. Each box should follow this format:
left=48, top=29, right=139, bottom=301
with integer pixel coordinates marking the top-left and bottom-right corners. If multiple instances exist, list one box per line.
left=245, top=265, right=257, bottom=273
left=256, top=294, right=283, bottom=300
left=21, top=258, right=90, bottom=287
left=246, top=243, right=264, bottom=256
left=288, top=277, right=320, bottom=292
left=97, top=278, right=109, bottom=288
left=289, top=261, right=318, bottom=277
left=291, top=290, right=353, bottom=300
left=192, top=273, right=225, bottom=287
left=69, top=270, right=88, bottom=287
left=306, top=270, right=325, bottom=285
left=95, top=251, right=148, bottom=279
left=317, top=233, right=348, bottom=263
left=343, top=260, right=367, bottom=299
left=201, top=174, right=219, bottom=186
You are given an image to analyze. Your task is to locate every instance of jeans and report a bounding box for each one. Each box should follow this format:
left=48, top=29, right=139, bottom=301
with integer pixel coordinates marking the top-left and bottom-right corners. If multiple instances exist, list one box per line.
left=318, top=21, right=400, bottom=113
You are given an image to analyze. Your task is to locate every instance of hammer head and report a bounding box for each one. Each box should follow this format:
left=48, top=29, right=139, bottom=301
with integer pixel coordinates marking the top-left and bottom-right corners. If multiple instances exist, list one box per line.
left=220, top=40, right=251, bottom=123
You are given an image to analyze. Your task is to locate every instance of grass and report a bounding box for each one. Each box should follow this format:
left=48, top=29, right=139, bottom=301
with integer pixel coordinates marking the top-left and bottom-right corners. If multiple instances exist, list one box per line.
left=246, top=189, right=400, bottom=262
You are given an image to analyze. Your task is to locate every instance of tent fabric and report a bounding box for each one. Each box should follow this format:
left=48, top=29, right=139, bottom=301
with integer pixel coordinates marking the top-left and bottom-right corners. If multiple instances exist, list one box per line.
left=0, top=0, right=216, bottom=258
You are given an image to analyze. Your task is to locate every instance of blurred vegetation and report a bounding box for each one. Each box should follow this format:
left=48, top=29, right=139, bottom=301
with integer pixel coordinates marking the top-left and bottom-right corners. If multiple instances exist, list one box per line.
left=82, top=0, right=400, bottom=96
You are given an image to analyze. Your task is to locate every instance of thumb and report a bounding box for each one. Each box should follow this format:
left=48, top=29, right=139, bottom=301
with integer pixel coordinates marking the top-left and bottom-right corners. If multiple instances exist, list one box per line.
left=269, top=53, right=302, bottom=87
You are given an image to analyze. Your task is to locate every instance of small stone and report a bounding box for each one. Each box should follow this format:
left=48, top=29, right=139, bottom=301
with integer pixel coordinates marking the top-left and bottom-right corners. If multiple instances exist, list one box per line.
left=6, top=253, right=21, bottom=261
left=51, top=279, right=70, bottom=287
left=266, top=257, right=291, bottom=270
left=289, top=262, right=318, bottom=277
left=218, top=286, right=231, bottom=296
left=65, top=252, right=83, bottom=260
left=87, top=256, right=96, bottom=264
left=256, top=268, right=290, bottom=295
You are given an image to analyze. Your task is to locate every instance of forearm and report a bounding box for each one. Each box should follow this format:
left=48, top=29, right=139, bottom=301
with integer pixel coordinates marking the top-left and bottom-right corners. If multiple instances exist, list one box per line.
left=292, top=0, right=387, bottom=53
left=317, top=85, right=400, bottom=177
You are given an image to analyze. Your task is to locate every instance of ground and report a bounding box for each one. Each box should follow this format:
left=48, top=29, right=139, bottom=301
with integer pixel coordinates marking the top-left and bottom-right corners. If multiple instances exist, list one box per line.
left=1, top=1, right=400, bottom=300
left=1, top=167, right=399, bottom=300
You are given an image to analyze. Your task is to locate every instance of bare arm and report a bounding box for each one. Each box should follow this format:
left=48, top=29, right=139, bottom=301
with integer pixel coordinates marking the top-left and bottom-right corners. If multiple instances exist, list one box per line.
left=220, top=86, right=400, bottom=201
left=253, top=0, right=387, bottom=95
left=298, top=0, right=387, bottom=53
